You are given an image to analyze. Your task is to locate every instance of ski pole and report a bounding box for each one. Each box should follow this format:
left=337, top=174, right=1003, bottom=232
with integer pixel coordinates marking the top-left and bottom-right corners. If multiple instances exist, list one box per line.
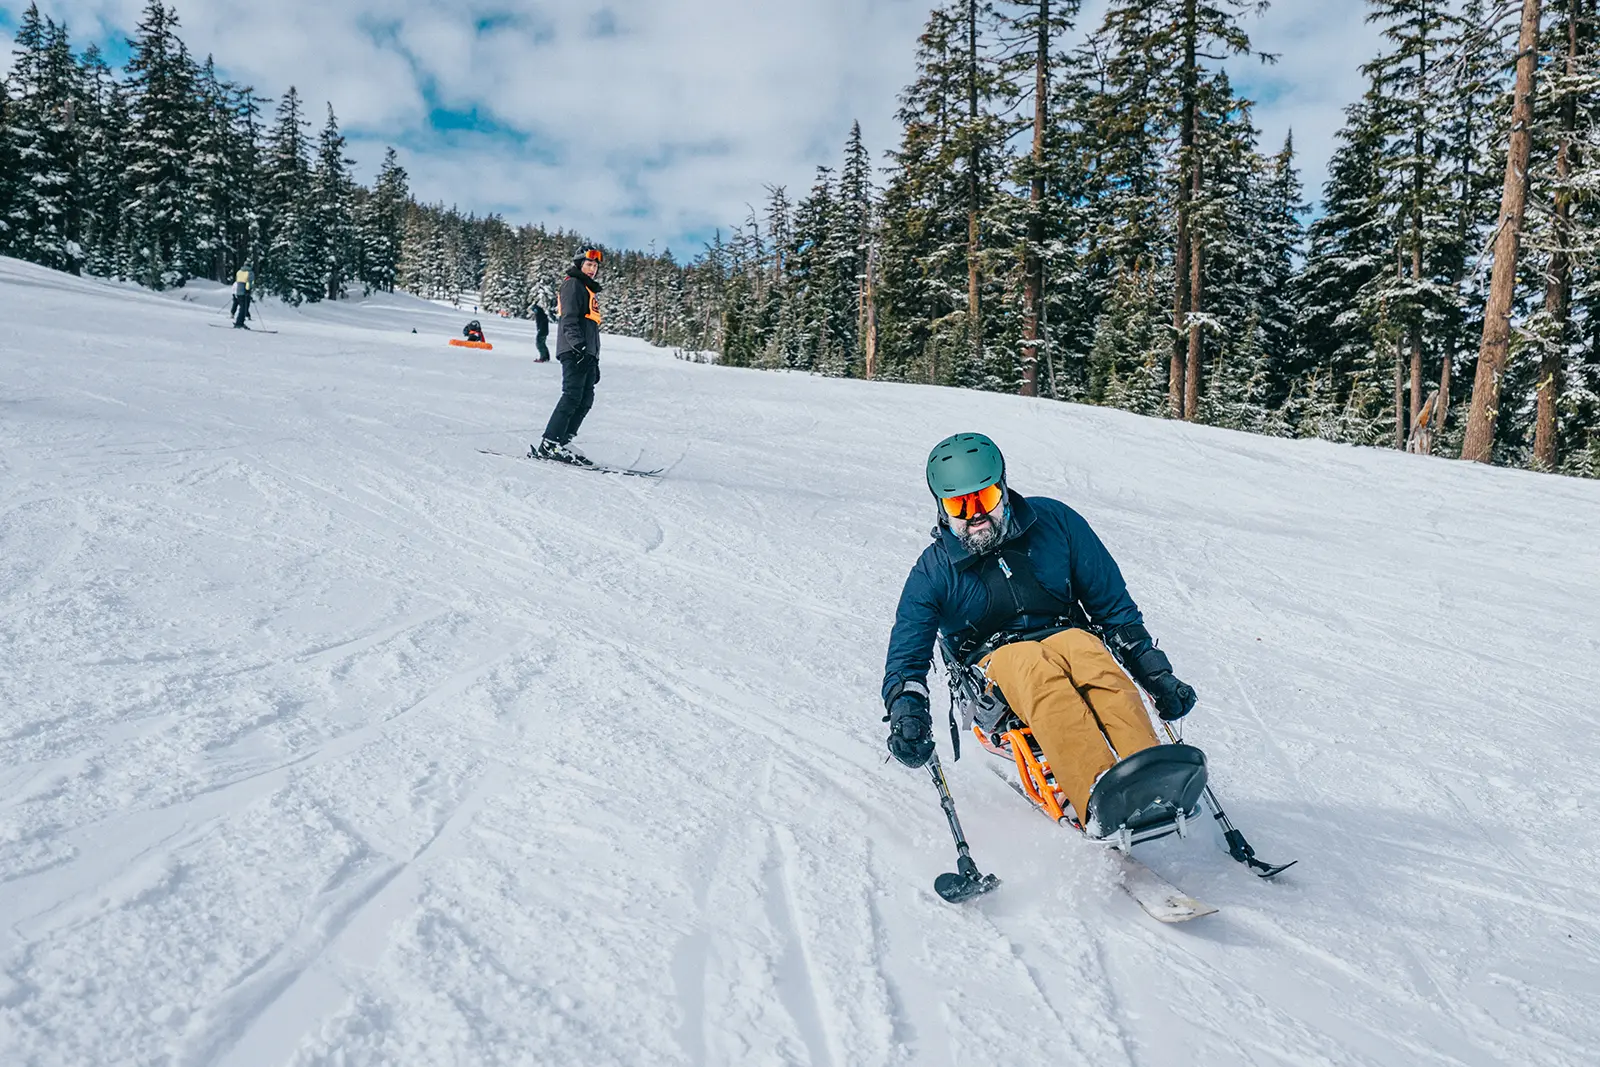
left=927, top=752, right=1000, bottom=902
left=1163, top=722, right=1296, bottom=878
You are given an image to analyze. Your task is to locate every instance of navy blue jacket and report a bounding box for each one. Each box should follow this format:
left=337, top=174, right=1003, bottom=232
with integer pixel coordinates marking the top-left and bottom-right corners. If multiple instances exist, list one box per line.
left=881, top=493, right=1143, bottom=706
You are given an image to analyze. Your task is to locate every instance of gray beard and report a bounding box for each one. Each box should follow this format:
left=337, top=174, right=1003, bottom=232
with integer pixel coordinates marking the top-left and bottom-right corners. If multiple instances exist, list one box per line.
left=956, top=511, right=1007, bottom=555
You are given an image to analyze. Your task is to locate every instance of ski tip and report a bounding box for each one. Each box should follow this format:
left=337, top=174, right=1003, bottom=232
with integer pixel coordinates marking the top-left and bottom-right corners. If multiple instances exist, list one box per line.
left=1145, top=896, right=1220, bottom=923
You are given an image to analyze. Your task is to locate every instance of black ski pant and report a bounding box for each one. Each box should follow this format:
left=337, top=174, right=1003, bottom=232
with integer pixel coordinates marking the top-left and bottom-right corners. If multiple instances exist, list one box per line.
left=542, top=353, right=598, bottom=444
left=232, top=293, right=252, bottom=328
left=536, top=327, right=551, bottom=361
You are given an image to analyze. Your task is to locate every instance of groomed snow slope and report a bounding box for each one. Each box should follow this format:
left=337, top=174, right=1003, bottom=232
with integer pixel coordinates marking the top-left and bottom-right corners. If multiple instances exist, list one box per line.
left=2, top=256, right=1598, bottom=1067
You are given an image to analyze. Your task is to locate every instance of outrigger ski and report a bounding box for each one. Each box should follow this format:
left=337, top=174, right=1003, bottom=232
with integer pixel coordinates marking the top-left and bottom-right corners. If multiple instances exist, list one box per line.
left=477, top=447, right=663, bottom=478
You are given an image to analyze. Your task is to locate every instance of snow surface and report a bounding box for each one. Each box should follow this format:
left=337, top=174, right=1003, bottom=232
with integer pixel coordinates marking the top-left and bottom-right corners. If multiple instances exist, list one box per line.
left=2, top=255, right=1598, bottom=1066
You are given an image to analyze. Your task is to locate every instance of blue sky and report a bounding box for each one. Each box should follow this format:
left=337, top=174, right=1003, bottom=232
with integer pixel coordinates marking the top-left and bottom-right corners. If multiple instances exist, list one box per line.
left=2, top=1, right=1384, bottom=256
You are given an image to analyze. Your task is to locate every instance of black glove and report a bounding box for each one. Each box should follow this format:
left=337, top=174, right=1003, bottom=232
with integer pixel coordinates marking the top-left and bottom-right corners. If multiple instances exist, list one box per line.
left=593, top=361, right=600, bottom=384
left=1106, top=622, right=1198, bottom=721
left=884, top=689, right=934, bottom=768
left=1143, top=670, right=1197, bottom=721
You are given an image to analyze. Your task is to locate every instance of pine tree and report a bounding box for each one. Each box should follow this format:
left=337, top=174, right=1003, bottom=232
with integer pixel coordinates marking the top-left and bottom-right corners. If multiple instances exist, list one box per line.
left=1363, top=0, right=1468, bottom=447
left=78, top=45, right=132, bottom=278
left=124, top=0, right=199, bottom=289
left=306, top=104, right=356, bottom=300
left=1003, top=1, right=1078, bottom=396
left=877, top=4, right=1015, bottom=388
left=0, top=77, right=19, bottom=255
left=258, top=86, right=315, bottom=302
left=1292, top=83, right=1393, bottom=440
left=833, top=122, right=876, bottom=377
left=7, top=5, right=84, bottom=272
left=358, top=147, right=408, bottom=293
left=188, top=57, right=235, bottom=282
left=224, top=84, right=265, bottom=279
left=1462, top=0, right=1545, bottom=462
left=1433, top=0, right=1505, bottom=445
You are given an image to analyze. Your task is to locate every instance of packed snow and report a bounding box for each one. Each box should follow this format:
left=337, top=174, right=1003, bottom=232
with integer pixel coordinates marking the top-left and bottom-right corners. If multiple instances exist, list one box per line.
left=2, top=256, right=1598, bottom=1066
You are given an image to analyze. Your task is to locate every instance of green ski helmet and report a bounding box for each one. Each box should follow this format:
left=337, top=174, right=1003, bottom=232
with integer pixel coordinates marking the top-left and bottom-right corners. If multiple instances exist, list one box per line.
left=925, top=433, right=1006, bottom=498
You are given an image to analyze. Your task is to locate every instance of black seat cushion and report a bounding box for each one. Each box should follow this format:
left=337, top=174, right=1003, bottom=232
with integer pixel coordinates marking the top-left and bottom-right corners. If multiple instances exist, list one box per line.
left=1086, top=743, right=1208, bottom=837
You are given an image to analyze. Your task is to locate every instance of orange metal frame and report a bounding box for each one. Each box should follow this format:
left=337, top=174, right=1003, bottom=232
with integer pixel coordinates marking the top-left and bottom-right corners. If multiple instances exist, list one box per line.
left=976, top=724, right=1076, bottom=826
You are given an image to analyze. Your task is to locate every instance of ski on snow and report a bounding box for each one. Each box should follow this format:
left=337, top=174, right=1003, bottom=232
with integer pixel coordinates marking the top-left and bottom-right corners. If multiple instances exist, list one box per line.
left=478, top=448, right=663, bottom=478
left=1110, top=850, right=1219, bottom=923
left=208, top=323, right=279, bottom=333
left=994, top=768, right=1219, bottom=923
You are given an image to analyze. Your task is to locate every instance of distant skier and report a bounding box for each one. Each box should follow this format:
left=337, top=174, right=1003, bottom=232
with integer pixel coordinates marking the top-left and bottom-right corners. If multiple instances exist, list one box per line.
left=533, top=304, right=551, bottom=361
left=881, top=434, right=1197, bottom=831
left=463, top=319, right=486, bottom=343
left=533, top=249, right=604, bottom=463
left=230, top=268, right=253, bottom=329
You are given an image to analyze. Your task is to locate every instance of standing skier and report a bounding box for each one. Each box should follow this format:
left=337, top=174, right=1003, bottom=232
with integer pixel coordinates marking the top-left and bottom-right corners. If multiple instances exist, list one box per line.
left=533, top=249, right=604, bottom=463
left=230, top=267, right=253, bottom=329
left=533, top=303, right=551, bottom=361
left=881, top=433, right=1197, bottom=830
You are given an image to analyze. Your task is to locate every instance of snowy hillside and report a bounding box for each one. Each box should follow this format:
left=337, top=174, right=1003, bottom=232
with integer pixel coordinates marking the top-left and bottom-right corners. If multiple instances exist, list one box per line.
left=2, top=256, right=1598, bottom=1066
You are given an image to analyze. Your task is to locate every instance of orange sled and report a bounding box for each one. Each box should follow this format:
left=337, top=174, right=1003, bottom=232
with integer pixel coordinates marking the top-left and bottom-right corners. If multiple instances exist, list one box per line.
left=975, top=723, right=1078, bottom=826
left=449, top=338, right=493, bottom=350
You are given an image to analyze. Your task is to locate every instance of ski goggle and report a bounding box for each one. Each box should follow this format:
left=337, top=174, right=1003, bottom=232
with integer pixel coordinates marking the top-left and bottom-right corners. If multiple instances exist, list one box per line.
left=939, top=482, right=1004, bottom=520
left=583, top=249, right=603, bottom=262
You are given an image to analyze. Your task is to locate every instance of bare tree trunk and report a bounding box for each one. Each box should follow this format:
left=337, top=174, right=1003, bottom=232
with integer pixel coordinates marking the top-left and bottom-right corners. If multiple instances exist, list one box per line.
left=1184, top=153, right=1204, bottom=421
left=1462, top=0, right=1543, bottom=463
left=1408, top=30, right=1428, bottom=438
left=1436, top=341, right=1452, bottom=445
left=1534, top=0, right=1580, bottom=468
left=862, top=236, right=879, bottom=380
left=966, top=0, right=983, bottom=372
left=1394, top=343, right=1406, bottom=451
left=1019, top=0, right=1049, bottom=398
left=1170, top=0, right=1198, bottom=418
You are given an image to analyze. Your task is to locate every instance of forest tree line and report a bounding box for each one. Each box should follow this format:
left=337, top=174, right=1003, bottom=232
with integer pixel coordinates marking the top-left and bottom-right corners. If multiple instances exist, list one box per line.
left=707, top=0, right=1600, bottom=477
left=4, top=0, right=1598, bottom=477
left=0, top=1, right=694, bottom=330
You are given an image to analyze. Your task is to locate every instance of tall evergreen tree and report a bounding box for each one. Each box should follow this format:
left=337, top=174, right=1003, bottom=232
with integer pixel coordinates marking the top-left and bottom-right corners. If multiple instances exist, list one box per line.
left=7, top=6, right=84, bottom=272
left=124, top=0, right=199, bottom=289
left=78, top=45, right=132, bottom=279
left=306, top=104, right=355, bottom=300
left=1363, top=0, right=1467, bottom=446
left=258, top=86, right=315, bottom=302
left=358, top=147, right=408, bottom=293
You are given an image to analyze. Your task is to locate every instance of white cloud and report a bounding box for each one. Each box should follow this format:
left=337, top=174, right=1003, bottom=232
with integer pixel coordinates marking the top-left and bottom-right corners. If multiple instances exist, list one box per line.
left=13, top=0, right=1391, bottom=250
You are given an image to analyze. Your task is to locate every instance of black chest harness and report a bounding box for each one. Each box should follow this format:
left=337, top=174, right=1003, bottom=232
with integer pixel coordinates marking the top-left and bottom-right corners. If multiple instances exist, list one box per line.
left=939, top=542, right=1091, bottom=760
left=949, top=544, right=1088, bottom=665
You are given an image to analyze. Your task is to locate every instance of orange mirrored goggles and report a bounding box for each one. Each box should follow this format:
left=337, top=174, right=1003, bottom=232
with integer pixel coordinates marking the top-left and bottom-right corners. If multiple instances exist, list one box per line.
left=583, top=248, right=604, bottom=262
left=939, top=482, right=1004, bottom=520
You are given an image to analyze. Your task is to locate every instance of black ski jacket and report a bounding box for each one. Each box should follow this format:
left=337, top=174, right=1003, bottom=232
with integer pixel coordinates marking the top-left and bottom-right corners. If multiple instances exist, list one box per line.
left=555, top=268, right=601, bottom=359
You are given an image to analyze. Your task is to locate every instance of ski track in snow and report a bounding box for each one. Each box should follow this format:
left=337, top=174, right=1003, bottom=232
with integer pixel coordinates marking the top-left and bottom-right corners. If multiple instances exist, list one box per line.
left=2, top=257, right=1599, bottom=1065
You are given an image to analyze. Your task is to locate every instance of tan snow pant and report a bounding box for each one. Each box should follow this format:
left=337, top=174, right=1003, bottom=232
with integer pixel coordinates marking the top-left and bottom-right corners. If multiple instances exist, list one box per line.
left=980, top=628, right=1159, bottom=822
